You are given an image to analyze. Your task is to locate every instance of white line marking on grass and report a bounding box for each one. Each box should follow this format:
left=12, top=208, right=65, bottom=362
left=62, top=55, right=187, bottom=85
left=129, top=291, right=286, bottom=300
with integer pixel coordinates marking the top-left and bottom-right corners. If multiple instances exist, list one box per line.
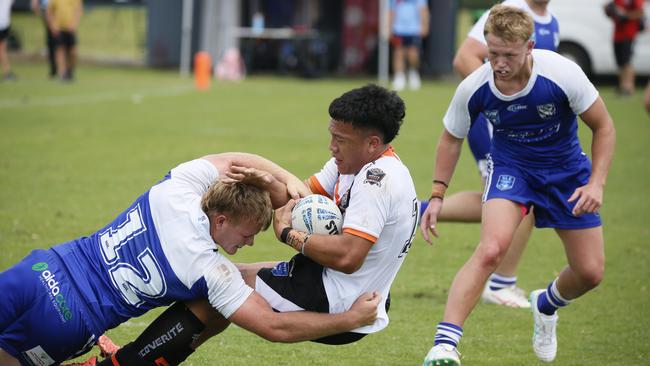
left=0, top=85, right=194, bottom=109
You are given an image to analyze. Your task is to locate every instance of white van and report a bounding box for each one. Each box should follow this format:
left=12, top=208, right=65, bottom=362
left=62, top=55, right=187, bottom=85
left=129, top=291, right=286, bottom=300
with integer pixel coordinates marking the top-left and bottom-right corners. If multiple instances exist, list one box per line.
left=549, top=0, right=650, bottom=77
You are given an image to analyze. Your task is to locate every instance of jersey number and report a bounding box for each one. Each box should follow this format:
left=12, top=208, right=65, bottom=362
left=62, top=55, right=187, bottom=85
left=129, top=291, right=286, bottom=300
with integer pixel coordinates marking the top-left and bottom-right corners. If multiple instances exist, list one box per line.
left=99, top=205, right=166, bottom=307
left=398, top=198, right=419, bottom=258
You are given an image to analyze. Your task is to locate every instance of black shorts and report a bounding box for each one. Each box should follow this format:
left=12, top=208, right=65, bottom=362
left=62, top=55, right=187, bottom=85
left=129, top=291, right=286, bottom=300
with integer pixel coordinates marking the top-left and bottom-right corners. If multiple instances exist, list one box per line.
left=256, top=254, right=368, bottom=345
left=0, top=26, right=9, bottom=41
left=614, top=39, right=634, bottom=67
left=55, top=31, right=77, bottom=48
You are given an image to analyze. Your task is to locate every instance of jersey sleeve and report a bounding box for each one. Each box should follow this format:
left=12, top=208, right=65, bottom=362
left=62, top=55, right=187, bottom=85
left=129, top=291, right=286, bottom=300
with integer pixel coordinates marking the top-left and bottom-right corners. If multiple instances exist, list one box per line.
left=542, top=52, right=599, bottom=115
left=340, top=166, right=392, bottom=243
left=202, top=255, right=254, bottom=319
left=309, top=158, right=339, bottom=198
left=442, top=77, right=479, bottom=139
left=169, top=159, right=220, bottom=196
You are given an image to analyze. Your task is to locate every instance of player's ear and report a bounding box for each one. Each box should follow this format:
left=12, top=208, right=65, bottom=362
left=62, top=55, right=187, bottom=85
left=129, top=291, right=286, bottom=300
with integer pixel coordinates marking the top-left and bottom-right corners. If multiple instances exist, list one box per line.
left=212, top=213, right=227, bottom=229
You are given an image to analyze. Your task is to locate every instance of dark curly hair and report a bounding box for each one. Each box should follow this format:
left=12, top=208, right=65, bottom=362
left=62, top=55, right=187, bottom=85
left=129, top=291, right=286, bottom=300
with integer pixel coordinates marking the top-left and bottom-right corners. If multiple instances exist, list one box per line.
left=328, top=84, right=405, bottom=144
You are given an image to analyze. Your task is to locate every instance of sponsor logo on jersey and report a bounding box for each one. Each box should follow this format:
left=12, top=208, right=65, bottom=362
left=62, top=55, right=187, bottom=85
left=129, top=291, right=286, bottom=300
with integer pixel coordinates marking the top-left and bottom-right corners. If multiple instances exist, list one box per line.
left=364, top=168, right=386, bottom=186
left=496, top=175, right=516, bottom=191
left=506, top=104, right=528, bottom=112
left=33, top=262, right=73, bottom=322
left=538, top=27, right=551, bottom=36
left=484, top=109, right=500, bottom=125
left=138, top=322, right=186, bottom=358
left=536, top=103, right=556, bottom=119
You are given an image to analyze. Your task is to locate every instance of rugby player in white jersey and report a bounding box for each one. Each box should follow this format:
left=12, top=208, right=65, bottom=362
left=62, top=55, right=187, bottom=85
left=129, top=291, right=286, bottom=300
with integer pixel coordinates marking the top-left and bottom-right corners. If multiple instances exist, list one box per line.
left=420, top=5, right=615, bottom=365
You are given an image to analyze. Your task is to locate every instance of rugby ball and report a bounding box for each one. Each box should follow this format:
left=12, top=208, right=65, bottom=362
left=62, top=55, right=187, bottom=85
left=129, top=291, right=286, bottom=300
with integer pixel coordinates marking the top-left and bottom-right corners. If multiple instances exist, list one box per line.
left=291, top=194, right=342, bottom=235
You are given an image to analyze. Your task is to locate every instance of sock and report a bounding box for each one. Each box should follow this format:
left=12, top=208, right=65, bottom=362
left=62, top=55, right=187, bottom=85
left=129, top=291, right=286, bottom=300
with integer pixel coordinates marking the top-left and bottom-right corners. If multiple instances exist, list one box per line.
left=536, top=279, right=570, bottom=316
left=487, top=273, right=517, bottom=291
left=434, top=322, right=463, bottom=348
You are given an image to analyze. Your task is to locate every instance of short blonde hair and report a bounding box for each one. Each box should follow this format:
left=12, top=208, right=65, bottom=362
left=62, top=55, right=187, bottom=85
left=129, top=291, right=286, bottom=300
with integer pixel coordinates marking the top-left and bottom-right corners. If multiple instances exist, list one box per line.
left=484, top=4, right=534, bottom=44
left=201, top=181, right=272, bottom=230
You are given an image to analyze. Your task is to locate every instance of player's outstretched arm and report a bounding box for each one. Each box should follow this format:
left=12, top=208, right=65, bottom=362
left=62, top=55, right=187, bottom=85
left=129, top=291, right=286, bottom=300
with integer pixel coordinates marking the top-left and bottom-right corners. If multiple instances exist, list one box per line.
left=568, top=97, right=616, bottom=216
left=229, top=291, right=380, bottom=343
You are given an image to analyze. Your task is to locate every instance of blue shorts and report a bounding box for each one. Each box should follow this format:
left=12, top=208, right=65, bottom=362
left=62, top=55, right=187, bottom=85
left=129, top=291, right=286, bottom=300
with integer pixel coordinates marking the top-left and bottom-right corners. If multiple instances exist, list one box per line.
left=483, top=155, right=602, bottom=230
left=390, top=35, right=422, bottom=47
left=467, top=113, right=492, bottom=179
left=0, top=250, right=98, bottom=365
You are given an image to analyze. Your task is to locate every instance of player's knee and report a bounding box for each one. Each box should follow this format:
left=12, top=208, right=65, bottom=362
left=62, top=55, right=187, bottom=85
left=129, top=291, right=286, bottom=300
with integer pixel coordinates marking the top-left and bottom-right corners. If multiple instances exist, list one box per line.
left=475, top=240, right=507, bottom=270
left=575, top=259, right=605, bottom=290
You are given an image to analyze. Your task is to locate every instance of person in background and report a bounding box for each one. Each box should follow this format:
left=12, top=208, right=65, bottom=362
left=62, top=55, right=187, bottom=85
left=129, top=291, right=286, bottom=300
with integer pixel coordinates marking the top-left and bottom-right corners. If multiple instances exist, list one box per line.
left=31, top=0, right=57, bottom=78
left=389, top=0, right=429, bottom=91
left=47, top=0, right=82, bottom=81
left=0, top=0, right=15, bottom=81
left=604, top=0, right=646, bottom=96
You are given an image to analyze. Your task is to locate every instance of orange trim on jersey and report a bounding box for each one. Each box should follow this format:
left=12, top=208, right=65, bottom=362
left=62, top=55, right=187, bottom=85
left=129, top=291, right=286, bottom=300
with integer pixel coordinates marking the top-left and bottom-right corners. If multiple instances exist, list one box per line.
left=381, top=145, right=397, bottom=158
left=343, top=228, right=378, bottom=243
left=308, top=176, right=330, bottom=198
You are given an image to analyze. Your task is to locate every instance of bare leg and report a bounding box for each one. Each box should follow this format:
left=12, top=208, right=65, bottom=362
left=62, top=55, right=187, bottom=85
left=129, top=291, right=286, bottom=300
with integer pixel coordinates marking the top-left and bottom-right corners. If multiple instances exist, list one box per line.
left=0, top=40, right=9, bottom=75
left=493, top=210, right=534, bottom=277
left=442, top=199, right=522, bottom=326
left=619, top=64, right=635, bottom=94
left=555, top=226, right=605, bottom=300
left=392, top=46, right=405, bottom=75
left=406, top=45, right=420, bottom=70
left=438, top=190, right=482, bottom=222
left=0, top=349, right=20, bottom=366
left=643, top=80, right=650, bottom=114
left=56, top=45, right=67, bottom=78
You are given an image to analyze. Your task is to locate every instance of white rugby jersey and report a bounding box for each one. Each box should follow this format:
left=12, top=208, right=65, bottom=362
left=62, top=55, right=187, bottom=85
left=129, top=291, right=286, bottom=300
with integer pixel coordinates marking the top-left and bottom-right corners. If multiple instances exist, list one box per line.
left=443, top=49, right=598, bottom=169
left=52, top=159, right=252, bottom=334
left=308, top=147, right=418, bottom=333
left=468, top=0, right=560, bottom=51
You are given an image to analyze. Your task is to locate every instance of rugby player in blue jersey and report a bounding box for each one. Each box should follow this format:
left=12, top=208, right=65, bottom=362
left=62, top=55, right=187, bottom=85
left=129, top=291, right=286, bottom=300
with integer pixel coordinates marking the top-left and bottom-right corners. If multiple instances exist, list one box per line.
left=420, top=5, right=615, bottom=365
left=422, top=0, right=560, bottom=309
left=0, top=153, right=380, bottom=366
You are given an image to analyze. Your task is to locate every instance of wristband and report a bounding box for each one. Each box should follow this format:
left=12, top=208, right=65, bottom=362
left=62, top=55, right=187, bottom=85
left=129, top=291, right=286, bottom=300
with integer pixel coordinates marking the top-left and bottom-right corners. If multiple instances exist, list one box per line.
left=432, top=179, right=449, bottom=188
left=429, top=180, right=448, bottom=201
left=280, top=227, right=292, bottom=244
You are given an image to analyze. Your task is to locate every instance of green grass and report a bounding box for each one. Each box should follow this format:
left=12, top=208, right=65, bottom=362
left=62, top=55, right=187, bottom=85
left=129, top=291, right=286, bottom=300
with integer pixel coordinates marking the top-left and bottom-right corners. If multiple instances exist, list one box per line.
left=1, top=61, right=650, bottom=365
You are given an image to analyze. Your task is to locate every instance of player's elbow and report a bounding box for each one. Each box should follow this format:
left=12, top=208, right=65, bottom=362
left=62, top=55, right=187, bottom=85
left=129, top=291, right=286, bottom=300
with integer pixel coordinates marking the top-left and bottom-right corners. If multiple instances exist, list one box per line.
left=332, top=256, right=363, bottom=274
left=452, top=54, right=465, bottom=76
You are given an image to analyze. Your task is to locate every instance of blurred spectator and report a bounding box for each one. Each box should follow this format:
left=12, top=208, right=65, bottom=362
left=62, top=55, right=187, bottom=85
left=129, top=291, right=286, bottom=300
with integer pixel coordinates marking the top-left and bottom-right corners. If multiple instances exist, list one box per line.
left=389, top=0, right=429, bottom=91
left=31, top=0, right=57, bottom=78
left=0, top=0, right=16, bottom=81
left=604, top=0, right=645, bottom=96
left=47, top=0, right=82, bottom=81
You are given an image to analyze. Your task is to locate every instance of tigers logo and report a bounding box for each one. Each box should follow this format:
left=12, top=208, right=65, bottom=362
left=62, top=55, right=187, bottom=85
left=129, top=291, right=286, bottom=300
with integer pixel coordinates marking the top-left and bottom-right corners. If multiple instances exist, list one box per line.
left=483, top=110, right=500, bottom=125
left=536, top=103, right=556, bottom=119
left=364, top=168, right=386, bottom=187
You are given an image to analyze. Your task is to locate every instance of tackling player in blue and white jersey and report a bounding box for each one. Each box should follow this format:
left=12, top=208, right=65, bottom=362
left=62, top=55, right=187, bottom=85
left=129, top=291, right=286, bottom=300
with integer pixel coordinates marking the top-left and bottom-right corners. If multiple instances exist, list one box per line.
left=0, top=153, right=381, bottom=366
left=421, top=5, right=615, bottom=365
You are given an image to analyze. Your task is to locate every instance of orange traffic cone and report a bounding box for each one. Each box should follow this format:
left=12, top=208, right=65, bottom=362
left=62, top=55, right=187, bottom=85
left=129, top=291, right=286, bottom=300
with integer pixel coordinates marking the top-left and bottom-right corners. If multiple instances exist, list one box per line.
left=194, top=51, right=212, bottom=90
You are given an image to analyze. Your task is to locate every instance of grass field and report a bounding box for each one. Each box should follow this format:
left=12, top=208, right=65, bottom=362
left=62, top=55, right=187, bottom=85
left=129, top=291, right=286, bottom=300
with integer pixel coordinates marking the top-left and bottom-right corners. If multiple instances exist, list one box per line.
left=1, top=62, right=649, bottom=365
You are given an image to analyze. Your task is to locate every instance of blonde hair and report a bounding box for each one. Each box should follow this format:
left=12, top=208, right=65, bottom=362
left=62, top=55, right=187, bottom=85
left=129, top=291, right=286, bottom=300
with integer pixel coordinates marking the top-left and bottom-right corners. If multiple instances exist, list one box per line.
left=484, top=4, right=534, bottom=44
left=201, top=181, right=272, bottom=230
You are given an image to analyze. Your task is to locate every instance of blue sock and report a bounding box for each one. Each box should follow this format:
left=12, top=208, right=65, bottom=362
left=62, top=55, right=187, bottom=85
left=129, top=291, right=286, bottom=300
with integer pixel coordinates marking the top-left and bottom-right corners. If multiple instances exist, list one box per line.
left=488, top=273, right=517, bottom=291
left=536, top=280, right=570, bottom=316
left=419, top=199, right=429, bottom=217
left=434, top=322, right=463, bottom=348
